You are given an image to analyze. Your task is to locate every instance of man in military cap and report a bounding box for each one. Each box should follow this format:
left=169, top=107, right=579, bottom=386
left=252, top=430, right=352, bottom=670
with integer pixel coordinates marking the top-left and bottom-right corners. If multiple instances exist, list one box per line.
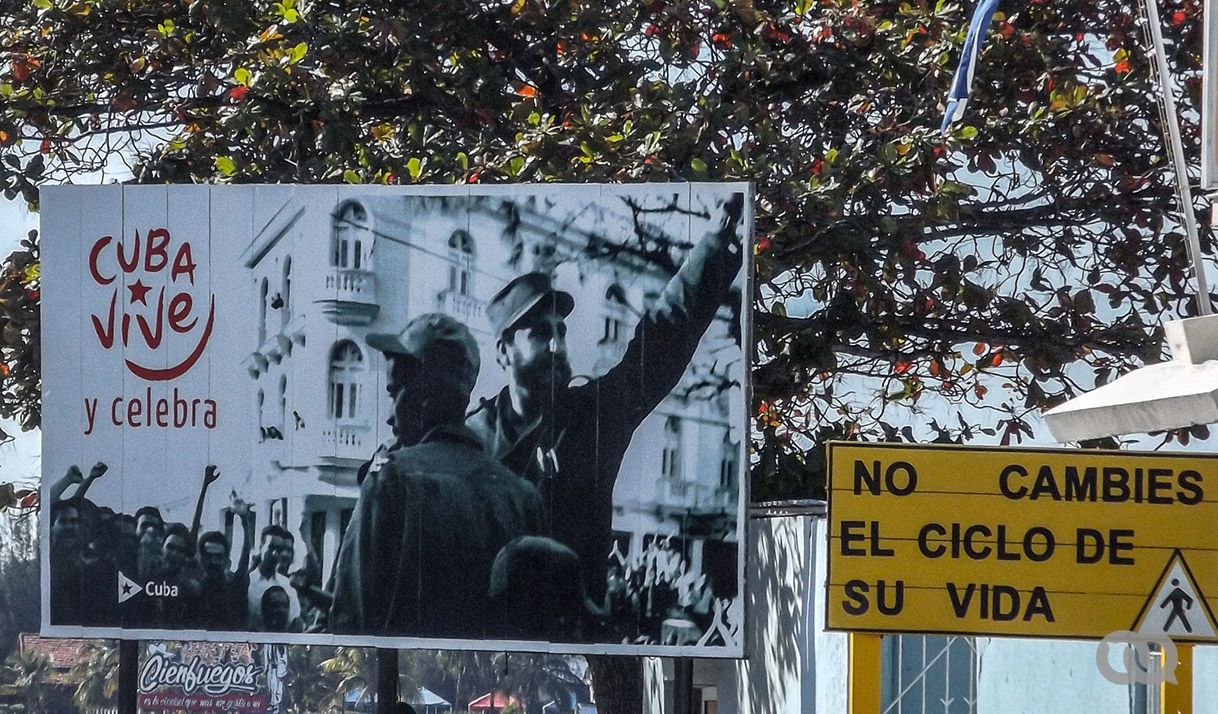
left=330, top=313, right=543, bottom=637
left=468, top=193, right=745, bottom=610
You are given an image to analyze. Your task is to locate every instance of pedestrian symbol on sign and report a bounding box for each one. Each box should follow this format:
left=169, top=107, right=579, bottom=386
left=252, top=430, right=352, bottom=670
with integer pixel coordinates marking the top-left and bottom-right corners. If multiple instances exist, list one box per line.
left=1133, top=550, right=1218, bottom=640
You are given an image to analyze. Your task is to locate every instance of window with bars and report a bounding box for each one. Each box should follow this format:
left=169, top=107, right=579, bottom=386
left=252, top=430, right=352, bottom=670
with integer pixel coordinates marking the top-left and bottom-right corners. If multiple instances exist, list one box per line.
left=661, top=415, right=683, bottom=480
left=327, top=340, right=364, bottom=420
left=332, top=202, right=372, bottom=270
left=447, top=229, right=476, bottom=296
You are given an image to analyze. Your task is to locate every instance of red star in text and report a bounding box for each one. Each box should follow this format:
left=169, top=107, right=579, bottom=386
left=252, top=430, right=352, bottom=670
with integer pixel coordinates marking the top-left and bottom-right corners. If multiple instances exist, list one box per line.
left=128, top=279, right=151, bottom=305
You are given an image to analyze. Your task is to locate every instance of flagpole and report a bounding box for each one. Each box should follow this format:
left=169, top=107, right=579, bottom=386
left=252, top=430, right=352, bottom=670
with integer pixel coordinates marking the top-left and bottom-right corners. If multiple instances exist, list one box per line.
left=1142, top=0, right=1212, bottom=315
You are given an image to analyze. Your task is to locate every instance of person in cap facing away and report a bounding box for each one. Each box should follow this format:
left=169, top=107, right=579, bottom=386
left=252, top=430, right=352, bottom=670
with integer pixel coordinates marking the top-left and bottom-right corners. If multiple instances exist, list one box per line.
left=330, top=313, right=543, bottom=637
left=468, top=193, right=744, bottom=610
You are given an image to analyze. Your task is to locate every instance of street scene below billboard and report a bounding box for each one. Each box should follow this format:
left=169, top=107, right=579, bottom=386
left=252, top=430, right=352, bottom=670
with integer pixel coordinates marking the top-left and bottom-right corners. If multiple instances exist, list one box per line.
left=40, top=183, right=750, bottom=655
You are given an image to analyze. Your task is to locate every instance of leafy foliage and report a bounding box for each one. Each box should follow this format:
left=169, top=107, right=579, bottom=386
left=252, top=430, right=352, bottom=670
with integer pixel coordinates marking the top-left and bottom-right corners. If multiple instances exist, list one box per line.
left=0, top=1, right=1208, bottom=708
left=0, top=0, right=1204, bottom=503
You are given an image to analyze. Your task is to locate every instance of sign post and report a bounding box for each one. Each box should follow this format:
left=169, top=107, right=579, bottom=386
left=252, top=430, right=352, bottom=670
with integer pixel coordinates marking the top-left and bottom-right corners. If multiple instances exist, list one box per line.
left=847, top=633, right=882, bottom=714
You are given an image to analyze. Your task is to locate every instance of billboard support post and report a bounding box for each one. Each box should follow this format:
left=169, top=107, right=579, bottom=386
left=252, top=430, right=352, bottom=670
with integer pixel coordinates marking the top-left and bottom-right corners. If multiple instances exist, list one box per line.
left=1162, top=644, right=1193, bottom=714
left=118, top=639, right=138, bottom=714
left=376, top=648, right=398, bottom=714
left=673, top=658, right=694, bottom=714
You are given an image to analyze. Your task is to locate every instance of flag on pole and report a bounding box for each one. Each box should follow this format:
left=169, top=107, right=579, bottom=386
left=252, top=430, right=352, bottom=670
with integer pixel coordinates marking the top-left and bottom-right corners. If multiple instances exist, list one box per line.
left=941, top=0, right=1004, bottom=135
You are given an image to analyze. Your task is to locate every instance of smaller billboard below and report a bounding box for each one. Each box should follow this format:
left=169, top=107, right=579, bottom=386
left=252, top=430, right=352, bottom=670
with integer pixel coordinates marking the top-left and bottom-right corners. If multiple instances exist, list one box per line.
left=138, top=641, right=288, bottom=714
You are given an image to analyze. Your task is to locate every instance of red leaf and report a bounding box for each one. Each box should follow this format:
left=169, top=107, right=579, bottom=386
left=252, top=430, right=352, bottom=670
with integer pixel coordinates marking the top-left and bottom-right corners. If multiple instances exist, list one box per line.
left=229, top=85, right=249, bottom=101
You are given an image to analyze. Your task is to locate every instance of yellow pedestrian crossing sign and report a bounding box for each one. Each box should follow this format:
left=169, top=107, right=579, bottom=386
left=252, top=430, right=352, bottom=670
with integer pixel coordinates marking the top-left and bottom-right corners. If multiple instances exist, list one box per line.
left=825, top=442, right=1218, bottom=641
left=1133, top=550, right=1218, bottom=640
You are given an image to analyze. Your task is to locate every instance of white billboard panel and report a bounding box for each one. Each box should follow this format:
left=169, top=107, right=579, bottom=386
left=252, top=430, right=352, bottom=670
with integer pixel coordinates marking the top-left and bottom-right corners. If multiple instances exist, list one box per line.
left=41, top=184, right=751, bottom=656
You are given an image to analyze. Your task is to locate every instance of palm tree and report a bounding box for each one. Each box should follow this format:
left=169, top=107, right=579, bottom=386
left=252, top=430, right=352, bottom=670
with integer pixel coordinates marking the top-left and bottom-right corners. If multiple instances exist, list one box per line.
left=318, top=647, right=372, bottom=712
left=69, top=640, right=119, bottom=713
left=4, top=648, right=52, bottom=714
left=434, top=650, right=497, bottom=712
left=283, top=645, right=334, bottom=714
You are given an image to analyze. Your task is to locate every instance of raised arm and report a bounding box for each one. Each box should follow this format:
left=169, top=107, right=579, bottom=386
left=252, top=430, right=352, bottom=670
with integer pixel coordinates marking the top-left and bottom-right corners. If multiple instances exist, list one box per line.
left=49, top=465, right=84, bottom=503
left=601, top=193, right=745, bottom=415
left=189, top=465, right=221, bottom=545
left=232, top=494, right=255, bottom=577
left=71, top=462, right=108, bottom=502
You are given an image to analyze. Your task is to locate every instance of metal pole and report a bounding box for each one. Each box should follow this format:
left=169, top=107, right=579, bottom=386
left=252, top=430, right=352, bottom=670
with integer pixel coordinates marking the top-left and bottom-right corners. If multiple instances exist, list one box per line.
left=1144, top=0, right=1213, bottom=315
left=673, top=658, right=695, bottom=714
left=376, top=648, right=399, bottom=714
left=117, top=639, right=138, bottom=714
left=1162, top=643, right=1193, bottom=714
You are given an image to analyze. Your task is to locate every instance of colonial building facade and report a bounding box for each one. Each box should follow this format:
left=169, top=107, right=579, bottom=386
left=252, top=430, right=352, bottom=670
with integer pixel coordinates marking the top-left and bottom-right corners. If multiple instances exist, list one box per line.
left=234, top=190, right=742, bottom=591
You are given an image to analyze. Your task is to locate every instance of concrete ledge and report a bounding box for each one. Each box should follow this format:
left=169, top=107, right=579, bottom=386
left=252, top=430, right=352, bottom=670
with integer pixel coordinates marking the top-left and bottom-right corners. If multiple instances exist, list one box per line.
left=1044, top=361, right=1218, bottom=442
left=1166, top=314, right=1218, bottom=364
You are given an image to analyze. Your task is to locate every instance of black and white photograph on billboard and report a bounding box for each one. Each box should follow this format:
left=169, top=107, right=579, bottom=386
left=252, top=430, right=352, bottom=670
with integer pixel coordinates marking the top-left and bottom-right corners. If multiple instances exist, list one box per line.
left=40, top=183, right=751, bottom=656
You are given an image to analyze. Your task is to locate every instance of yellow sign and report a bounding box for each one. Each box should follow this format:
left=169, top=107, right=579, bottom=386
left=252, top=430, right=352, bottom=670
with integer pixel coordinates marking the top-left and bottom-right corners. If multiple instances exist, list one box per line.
left=826, top=442, right=1218, bottom=642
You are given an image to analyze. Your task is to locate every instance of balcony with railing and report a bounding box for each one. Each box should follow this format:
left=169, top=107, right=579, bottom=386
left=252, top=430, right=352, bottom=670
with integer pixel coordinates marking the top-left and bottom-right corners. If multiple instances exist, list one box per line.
left=319, top=420, right=372, bottom=464
left=436, top=289, right=484, bottom=322
left=318, top=268, right=379, bottom=325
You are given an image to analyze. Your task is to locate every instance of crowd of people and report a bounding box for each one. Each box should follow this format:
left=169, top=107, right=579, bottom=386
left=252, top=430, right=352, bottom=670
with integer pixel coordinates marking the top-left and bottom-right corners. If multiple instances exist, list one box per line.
left=48, top=458, right=737, bottom=644
left=601, top=537, right=740, bottom=646
left=48, top=462, right=331, bottom=633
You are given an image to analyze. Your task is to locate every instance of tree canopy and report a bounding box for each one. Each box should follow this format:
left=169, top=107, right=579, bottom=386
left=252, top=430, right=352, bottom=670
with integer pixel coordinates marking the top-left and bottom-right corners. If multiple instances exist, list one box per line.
left=0, top=0, right=1205, bottom=495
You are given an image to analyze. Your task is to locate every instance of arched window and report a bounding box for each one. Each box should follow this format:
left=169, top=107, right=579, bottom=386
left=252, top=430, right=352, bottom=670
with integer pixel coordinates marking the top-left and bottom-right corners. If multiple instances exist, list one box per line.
left=719, top=432, right=738, bottom=490
left=601, top=284, right=628, bottom=344
left=447, top=230, right=475, bottom=296
left=661, top=415, right=682, bottom=480
left=281, top=257, right=292, bottom=326
left=328, top=341, right=364, bottom=420
left=332, top=202, right=371, bottom=270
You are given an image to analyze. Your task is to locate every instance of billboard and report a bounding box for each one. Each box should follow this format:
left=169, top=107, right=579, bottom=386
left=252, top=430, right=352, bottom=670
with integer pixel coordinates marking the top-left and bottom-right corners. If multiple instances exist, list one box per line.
left=138, top=641, right=288, bottom=713
left=40, top=183, right=751, bottom=656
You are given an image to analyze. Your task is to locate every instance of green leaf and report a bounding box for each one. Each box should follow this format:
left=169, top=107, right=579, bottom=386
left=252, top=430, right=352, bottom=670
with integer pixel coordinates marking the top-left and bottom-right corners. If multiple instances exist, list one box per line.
left=157, top=19, right=174, bottom=37
left=214, top=156, right=236, bottom=176
left=288, top=42, right=307, bottom=64
left=690, top=157, right=707, bottom=174
left=234, top=67, right=251, bottom=86
left=958, top=125, right=979, bottom=141
left=343, top=169, right=360, bottom=183
left=457, top=152, right=469, bottom=171
left=32, top=0, right=52, bottom=9
left=406, top=157, right=422, bottom=181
